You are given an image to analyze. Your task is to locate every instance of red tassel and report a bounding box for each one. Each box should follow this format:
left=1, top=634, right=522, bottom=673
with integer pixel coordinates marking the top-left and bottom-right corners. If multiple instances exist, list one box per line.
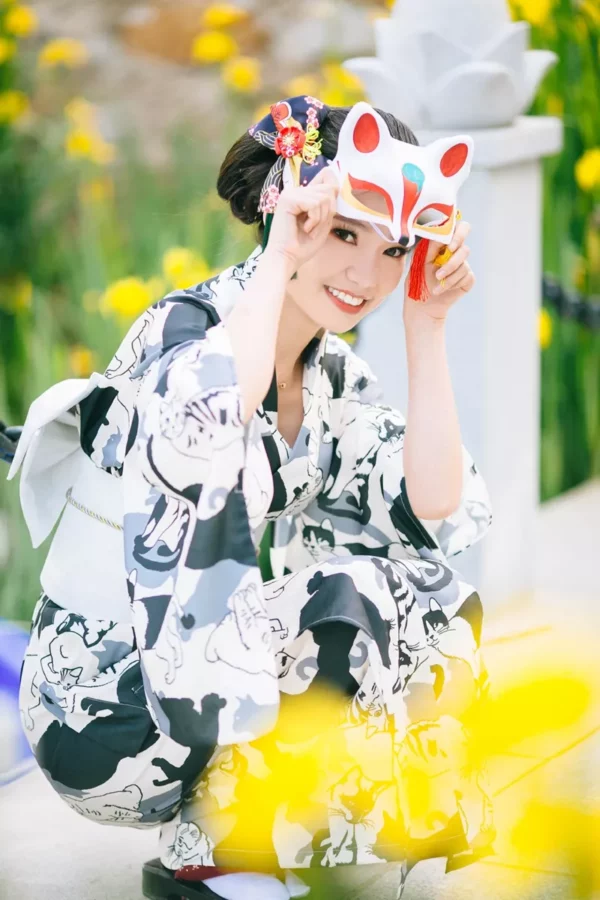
left=407, top=238, right=431, bottom=302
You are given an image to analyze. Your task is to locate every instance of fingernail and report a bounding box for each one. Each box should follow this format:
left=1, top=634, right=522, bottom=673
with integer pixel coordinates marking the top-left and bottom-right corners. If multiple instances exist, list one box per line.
left=436, top=269, right=446, bottom=280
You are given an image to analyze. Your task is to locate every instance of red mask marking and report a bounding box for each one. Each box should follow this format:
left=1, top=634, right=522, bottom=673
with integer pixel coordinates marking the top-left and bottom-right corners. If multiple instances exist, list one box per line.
left=440, top=144, right=469, bottom=177
left=353, top=113, right=380, bottom=153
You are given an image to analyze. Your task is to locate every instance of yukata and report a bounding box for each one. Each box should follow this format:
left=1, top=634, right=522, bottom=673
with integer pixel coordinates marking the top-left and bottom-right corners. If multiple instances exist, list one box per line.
left=12, top=242, right=494, bottom=890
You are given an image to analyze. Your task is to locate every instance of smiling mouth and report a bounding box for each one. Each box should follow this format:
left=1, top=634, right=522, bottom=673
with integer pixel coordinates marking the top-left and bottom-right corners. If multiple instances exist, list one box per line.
left=324, top=286, right=368, bottom=312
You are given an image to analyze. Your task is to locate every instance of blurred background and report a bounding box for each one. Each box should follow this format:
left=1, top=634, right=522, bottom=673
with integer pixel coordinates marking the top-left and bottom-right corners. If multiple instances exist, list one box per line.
left=0, top=1, right=599, bottom=898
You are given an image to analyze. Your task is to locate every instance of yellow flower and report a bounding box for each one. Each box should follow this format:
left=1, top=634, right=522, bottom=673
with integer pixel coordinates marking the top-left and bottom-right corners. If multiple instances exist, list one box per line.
left=64, top=97, right=96, bottom=127
left=0, top=89, right=29, bottom=124
left=320, top=63, right=365, bottom=105
left=65, top=128, right=116, bottom=165
left=68, top=344, right=95, bottom=377
left=78, top=176, right=114, bottom=205
left=512, top=0, right=553, bottom=26
left=283, top=74, right=322, bottom=98
left=0, top=276, right=32, bottom=311
left=0, top=37, right=16, bottom=63
left=318, top=85, right=346, bottom=106
left=65, top=128, right=95, bottom=158
left=14, top=276, right=32, bottom=310
left=191, top=30, right=238, bottom=64
left=146, top=276, right=167, bottom=303
left=201, top=3, right=249, bottom=28
left=539, top=307, right=553, bottom=349
left=162, top=247, right=195, bottom=279
left=38, top=38, right=89, bottom=69
left=581, top=0, right=600, bottom=26
left=222, top=55, right=261, bottom=93
left=322, top=63, right=363, bottom=91
left=575, top=148, right=600, bottom=192
left=546, top=93, right=563, bottom=117
left=100, top=278, right=153, bottom=319
left=162, top=247, right=211, bottom=289
left=89, top=138, right=116, bottom=165
left=574, top=256, right=587, bottom=292
left=3, top=4, right=38, bottom=37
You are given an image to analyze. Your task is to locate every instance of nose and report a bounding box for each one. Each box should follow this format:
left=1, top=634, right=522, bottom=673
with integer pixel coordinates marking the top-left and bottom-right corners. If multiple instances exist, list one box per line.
left=346, top=250, right=381, bottom=296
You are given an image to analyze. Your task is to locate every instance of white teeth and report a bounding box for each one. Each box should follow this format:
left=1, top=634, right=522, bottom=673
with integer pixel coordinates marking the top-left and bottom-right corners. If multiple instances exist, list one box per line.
left=327, top=287, right=365, bottom=306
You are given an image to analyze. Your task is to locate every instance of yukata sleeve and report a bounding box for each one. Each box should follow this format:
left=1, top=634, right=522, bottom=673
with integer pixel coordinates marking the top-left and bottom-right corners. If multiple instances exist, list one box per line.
left=122, top=298, right=279, bottom=750
left=334, top=349, right=492, bottom=562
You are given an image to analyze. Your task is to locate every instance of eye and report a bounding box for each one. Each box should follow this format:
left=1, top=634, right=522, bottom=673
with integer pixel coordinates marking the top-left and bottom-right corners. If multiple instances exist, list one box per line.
left=332, top=227, right=407, bottom=259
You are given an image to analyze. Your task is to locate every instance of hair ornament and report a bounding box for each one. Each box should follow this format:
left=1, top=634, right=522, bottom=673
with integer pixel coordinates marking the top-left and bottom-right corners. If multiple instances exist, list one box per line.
left=248, top=95, right=331, bottom=222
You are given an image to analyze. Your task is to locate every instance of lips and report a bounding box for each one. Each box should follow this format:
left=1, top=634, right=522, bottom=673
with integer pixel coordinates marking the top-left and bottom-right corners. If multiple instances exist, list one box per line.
left=325, top=286, right=367, bottom=313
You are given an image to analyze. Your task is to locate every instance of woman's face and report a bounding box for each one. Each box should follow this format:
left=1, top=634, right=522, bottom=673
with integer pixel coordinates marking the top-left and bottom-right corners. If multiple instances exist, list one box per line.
left=285, top=189, right=409, bottom=332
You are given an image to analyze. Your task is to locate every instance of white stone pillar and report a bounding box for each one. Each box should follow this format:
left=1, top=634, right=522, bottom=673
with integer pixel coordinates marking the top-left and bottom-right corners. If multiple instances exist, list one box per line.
left=358, top=116, right=563, bottom=604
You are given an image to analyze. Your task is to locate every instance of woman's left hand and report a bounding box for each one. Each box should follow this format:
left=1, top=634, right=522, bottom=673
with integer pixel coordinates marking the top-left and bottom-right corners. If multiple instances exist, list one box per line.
left=405, top=220, right=475, bottom=321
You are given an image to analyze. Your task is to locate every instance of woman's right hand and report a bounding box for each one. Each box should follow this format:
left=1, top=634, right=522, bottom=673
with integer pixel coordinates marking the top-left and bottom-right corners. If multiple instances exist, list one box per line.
left=264, top=164, right=340, bottom=273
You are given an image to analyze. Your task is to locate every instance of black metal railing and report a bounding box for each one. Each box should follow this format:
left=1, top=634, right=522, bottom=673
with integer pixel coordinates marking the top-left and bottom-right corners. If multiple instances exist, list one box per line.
left=542, top=276, right=600, bottom=329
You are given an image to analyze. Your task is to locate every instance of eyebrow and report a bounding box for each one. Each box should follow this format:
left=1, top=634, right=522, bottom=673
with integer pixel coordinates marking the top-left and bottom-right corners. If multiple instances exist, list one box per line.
left=332, top=214, right=370, bottom=231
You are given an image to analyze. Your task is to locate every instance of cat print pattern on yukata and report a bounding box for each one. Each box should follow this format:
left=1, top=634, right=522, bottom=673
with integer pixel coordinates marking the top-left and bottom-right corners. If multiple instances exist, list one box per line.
left=13, top=241, right=494, bottom=881
left=164, top=822, right=216, bottom=869
left=302, top=516, right=336, bottom=562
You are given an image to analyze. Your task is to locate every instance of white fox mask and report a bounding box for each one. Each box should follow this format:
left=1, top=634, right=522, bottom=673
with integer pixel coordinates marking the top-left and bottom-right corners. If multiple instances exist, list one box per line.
left=329, top=102, right=474, bottom=248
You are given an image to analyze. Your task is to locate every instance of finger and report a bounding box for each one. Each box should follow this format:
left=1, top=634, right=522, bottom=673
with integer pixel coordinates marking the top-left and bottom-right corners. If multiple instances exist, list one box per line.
left=435, top=244, right=470, bottom=281
left=304, top=203, right=322, bottom=233
left=312, top=213, right=334, bottom=244
left=435, top=262, right=471, bottom=292
left=458, top=267, right=476, bottom=293
left=448, top=220, right=471, bottom=252
left=309, top=167, right=336, bottom=189
left=307, top=182, right=339, bottom=199
left=319, top=165, right=339, bottom=185
left=307, top=206, right=334, bottom=245
left=309, top=197, right=334, bottom=235
left=436, top=266, right=475, bottom=294
left=328, top=192, right=337, bottom=221
left=433, top=262, right=474, bottom=294
left=306, top=191, right=334, bottom=233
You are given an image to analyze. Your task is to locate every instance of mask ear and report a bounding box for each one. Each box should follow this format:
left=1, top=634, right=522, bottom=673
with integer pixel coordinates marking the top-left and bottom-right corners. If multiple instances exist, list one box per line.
left=426, top=135, right=474, bottom=184
left=335, top=102, right=396, bottom=221
left=351, top=106, right=385, bottom=154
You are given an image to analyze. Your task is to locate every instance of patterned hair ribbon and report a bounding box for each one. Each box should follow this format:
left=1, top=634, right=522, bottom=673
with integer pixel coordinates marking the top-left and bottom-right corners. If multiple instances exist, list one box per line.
left=248, top=95, right=331, bottom=218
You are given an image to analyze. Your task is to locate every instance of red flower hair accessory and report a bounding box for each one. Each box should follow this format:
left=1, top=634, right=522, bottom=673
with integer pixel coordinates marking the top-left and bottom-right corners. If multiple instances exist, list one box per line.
left=249, top=95, right=331, bottom=219
left=274, top=126, right=306, bottom=159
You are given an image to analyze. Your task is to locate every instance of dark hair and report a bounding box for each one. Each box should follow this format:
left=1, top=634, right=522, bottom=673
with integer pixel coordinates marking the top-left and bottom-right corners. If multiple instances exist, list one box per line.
left=216, top=106, right=419, bottom=244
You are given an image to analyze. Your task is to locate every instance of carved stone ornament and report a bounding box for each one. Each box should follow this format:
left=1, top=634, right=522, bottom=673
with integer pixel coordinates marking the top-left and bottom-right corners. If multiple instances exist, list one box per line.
left=343, top=0, right=557, bottom=129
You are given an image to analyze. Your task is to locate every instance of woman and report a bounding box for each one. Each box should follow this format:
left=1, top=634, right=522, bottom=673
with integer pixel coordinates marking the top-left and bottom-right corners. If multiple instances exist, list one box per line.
left=7, top=95, right=494, bottom=900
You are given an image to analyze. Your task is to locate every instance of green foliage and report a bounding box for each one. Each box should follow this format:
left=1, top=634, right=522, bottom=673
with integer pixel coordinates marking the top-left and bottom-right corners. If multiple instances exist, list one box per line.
left=523, top=0, right=600, bottom=499
left=0, top=0, right=599, bottom=618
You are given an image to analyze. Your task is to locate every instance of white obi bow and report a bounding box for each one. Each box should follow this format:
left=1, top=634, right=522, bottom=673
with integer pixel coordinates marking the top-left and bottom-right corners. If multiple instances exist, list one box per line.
left=6, top=373, right=115, bottom=548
